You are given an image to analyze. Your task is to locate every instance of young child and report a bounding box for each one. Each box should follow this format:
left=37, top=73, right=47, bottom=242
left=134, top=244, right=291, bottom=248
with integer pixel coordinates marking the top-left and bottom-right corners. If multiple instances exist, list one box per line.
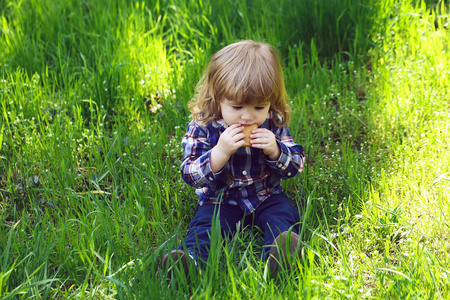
left=162, top=40, right=305, bottom=278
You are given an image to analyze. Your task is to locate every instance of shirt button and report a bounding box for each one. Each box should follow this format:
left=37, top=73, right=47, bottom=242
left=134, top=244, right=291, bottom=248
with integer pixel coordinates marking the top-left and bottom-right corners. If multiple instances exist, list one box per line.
left=287, top=172, right=292, bottom=176
left=209, top=176, right=214, bottom=181
left=242, top=170, right=247, bottom=176
left=277, top=163, right=283, bottom=168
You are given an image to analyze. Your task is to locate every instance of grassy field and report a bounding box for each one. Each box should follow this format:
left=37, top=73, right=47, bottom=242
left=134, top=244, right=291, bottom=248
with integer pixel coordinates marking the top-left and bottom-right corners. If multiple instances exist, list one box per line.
left=0, top=0, right=449, bottom=298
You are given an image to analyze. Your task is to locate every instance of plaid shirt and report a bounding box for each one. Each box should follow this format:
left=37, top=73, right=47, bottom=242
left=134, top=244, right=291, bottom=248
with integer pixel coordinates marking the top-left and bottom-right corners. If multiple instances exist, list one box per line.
left=180, top=112, right=305, bottom=214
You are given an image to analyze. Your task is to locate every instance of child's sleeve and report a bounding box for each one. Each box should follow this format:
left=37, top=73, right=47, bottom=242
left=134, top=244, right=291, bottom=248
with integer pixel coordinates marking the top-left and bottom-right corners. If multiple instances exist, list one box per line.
left=264, top=125, right=305, bottom=179
left=180, top=122, right=228, bottom=189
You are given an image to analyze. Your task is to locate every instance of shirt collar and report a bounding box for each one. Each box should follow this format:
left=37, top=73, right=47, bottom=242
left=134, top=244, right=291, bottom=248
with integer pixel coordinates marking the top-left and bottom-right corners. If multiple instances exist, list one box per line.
left=211, top=119, right=228, bottom=130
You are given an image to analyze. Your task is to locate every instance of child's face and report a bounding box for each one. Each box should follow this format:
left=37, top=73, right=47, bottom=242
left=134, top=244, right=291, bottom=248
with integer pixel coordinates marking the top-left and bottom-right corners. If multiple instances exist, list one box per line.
left=220, top=99, right=271, bottom=126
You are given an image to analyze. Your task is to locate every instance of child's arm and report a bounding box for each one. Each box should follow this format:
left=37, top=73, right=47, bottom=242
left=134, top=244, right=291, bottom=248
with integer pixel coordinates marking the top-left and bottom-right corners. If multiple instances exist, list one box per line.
left=180, top=122, right=244, bottom=189
left=210, top=123, right=245, bottom=173
left=259, top=125, right=305, bottom=179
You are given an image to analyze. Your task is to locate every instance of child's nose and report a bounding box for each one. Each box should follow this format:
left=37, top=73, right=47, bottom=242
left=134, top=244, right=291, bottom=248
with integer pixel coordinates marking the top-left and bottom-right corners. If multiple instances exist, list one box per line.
left=241, top=109, right=253, bottom=121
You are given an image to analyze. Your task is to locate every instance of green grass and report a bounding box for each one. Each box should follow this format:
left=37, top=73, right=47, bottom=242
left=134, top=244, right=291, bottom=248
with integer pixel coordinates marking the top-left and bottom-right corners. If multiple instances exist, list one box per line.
left=1, top=0, right=449, bottom=298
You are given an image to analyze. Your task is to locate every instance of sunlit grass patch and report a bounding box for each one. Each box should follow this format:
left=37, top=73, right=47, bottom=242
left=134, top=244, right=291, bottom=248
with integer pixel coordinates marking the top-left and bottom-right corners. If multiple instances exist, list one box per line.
left=369, top=0, right=449, bottom=241
left=334, top=1, right=450, bottom=297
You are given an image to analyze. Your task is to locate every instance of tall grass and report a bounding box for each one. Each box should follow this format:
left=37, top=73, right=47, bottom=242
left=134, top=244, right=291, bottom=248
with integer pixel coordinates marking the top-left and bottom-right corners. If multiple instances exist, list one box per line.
left=1, top=0, right=449, bottom=298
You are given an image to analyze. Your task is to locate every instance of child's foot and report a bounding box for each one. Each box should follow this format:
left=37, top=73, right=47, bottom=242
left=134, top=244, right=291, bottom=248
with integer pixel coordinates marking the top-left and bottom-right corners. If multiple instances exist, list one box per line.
left=162, top=250, right=196, bottom=280
left=267, top=231, right=302, bottom=277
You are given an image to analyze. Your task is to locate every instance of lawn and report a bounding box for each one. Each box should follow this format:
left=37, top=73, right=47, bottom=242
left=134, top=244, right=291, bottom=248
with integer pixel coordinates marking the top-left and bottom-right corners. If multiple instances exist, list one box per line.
left=0, top=0, right=449, bottom=299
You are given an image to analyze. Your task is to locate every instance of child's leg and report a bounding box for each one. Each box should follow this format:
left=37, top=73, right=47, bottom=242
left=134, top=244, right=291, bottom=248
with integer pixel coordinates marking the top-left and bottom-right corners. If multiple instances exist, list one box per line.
left=253, top=192, right=301, bottom=260
left=179, top=203, right=244, bottom=264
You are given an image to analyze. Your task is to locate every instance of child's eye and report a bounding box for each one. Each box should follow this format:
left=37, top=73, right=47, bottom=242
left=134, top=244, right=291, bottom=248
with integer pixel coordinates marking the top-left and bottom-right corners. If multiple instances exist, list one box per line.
left=255, top=107, right=265, bottom=110
left=232, top=106, right=242, bottom=109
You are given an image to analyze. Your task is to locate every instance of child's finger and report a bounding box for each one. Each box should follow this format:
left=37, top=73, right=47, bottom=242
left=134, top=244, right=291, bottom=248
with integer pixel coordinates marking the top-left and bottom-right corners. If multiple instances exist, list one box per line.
left=234, top=133, right=246, bottom=143
left=227, top=123, right=244, bottom=134
left=250, top=137, right=268, bottom=145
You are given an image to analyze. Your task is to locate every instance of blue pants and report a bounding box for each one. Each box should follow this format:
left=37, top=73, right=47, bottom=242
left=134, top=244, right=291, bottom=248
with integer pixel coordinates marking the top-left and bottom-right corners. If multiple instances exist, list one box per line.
left=179, top=192, right=300, bottom=264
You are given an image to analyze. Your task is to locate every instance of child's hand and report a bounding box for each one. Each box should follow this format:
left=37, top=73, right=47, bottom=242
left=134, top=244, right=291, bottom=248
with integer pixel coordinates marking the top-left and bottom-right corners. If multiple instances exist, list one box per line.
left=250, top=129, right=281, bottom=160
left=210, top=124, right=245, bottom=173
left=216, top=123, right=245, bottom=156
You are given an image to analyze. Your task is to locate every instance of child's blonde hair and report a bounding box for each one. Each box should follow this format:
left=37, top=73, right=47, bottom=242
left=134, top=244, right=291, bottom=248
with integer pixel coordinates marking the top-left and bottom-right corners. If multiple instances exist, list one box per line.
left=189, top=40, right=290, bottom=127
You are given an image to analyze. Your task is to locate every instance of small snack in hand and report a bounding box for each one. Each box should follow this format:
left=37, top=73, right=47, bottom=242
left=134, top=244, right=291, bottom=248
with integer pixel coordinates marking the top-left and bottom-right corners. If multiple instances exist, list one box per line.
left=242, top=124, right=258, bottom=147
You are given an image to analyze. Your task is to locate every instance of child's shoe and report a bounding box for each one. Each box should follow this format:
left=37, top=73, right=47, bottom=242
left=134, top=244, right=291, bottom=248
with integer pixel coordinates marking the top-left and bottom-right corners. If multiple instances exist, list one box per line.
left=267, top=231, right=302, bottom=277
left=162, top=250, right=196, bottom=280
